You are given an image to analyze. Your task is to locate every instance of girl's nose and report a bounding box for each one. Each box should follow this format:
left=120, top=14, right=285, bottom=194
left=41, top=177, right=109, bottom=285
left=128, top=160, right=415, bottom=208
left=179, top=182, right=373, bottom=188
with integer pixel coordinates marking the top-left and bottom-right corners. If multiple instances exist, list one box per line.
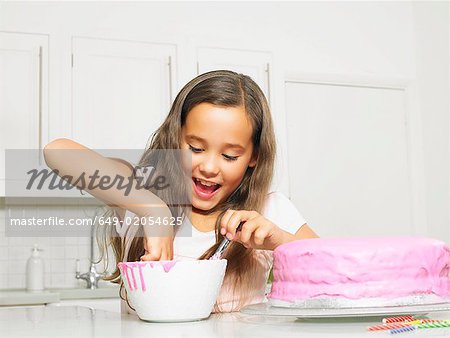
left=198, top=155, right=220, bottom=177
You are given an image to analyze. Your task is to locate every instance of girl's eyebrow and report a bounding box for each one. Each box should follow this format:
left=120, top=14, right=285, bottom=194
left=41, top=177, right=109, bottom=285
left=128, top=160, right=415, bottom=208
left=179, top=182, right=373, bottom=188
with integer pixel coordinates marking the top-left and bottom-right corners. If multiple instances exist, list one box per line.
left=185, top=134, right=245, bottom=151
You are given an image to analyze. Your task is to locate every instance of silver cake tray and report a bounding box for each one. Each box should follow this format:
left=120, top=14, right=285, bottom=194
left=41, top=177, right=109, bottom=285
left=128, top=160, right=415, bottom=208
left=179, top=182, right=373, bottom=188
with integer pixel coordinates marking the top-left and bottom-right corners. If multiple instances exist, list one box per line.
left=240, top=301, right=450, bottom=318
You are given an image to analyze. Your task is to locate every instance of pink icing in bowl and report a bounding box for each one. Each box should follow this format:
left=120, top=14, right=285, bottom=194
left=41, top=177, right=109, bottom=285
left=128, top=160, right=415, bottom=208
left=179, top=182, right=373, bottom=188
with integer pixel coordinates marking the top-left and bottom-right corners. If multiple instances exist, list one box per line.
left=118, top=259, right=227, bottom=322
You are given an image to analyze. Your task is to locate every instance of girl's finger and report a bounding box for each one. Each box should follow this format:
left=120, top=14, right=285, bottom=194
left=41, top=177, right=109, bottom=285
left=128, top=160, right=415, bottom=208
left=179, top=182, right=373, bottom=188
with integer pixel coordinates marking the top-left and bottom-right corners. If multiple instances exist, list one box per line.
left=141, top=253, right=159, bottom=261
left=238, top=220, right=259, bottom=244
left=160, top=251, right=168, bottom=261
left=140, top=245, right=161, bottom=261
left=161, top=248, right=170, bottom=261
left=220, top=210, right=236, bottom=236
left=224, top=210, right=258, bottom=239
left=161, top=244, right=173, bottom=260
left=165, top=245, right=173, bottom=260
left=143, top=238, right=149, bottom=252
left=253, top=227, right=270, bottom=246
left=225, top=212, right=244, bottom=239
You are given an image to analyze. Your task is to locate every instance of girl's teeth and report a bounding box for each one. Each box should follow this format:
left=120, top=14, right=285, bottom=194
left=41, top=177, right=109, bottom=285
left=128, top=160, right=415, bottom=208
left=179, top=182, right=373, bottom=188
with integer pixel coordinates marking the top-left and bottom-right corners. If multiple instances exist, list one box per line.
left=196, top=179, right=217, bottom=187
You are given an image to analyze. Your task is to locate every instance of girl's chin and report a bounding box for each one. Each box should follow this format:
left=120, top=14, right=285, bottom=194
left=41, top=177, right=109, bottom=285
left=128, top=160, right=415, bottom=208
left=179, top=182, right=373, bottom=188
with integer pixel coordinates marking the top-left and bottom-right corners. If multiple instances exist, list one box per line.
left=192, top=201, right=217, bottom=212
left=191, top=198, right=223, bottom=214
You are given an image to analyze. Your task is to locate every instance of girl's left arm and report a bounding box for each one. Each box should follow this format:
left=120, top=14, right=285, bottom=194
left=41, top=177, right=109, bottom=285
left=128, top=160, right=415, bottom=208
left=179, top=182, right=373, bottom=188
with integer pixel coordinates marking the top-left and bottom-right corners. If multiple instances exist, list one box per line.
left=220, top=210, right=319, bottom=251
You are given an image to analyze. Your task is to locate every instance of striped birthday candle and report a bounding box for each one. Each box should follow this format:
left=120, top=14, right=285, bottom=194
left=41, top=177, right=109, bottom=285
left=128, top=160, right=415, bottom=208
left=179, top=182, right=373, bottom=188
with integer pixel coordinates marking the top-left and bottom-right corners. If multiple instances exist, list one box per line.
left=390, top=325, right=416, bottom=334
left=416, top=321, right=450, bottom=329
left=382, top=315, right=415, bottom=323
left=368, top=322, right=417, bottom=331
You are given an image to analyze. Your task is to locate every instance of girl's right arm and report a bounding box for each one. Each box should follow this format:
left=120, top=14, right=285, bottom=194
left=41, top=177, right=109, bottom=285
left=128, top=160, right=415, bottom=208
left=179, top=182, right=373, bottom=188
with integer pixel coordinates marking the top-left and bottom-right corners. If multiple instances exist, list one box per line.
left=43, top=138, right=174, bottom=260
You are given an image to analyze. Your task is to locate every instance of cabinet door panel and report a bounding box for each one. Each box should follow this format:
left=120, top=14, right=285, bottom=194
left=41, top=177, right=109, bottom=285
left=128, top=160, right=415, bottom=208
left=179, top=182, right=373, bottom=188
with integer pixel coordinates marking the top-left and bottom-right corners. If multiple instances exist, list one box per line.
left=0, top=32, right=48, bottom=196
left=197, top=47, right=272, bottom=104
left=286, top=81, right=414, bottom=237
left=72, top=38, right=176, bottom=157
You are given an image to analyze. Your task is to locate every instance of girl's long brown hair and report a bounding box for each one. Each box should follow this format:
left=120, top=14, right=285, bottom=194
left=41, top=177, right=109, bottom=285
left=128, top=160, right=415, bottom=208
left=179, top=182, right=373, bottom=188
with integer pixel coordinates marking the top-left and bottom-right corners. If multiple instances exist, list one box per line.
left=96, top=70, right=276, bottom=312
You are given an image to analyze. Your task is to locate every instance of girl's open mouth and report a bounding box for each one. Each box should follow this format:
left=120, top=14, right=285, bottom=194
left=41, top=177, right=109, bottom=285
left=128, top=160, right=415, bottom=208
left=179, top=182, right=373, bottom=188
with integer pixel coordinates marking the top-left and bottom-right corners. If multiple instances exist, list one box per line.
left=192, top=178, right=221, bottom=200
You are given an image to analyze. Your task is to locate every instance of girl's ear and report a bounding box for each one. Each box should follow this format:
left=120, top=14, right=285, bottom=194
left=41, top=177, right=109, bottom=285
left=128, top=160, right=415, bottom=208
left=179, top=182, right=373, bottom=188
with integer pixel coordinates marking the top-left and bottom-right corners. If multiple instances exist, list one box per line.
left=248, top=153, right=258, bottom=168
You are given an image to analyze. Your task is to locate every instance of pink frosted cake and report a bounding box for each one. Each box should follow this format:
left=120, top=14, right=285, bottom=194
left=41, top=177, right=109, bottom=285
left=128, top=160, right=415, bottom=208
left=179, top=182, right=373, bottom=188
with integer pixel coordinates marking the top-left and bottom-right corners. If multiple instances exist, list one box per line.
left=268, top=237, right=450, bottom=308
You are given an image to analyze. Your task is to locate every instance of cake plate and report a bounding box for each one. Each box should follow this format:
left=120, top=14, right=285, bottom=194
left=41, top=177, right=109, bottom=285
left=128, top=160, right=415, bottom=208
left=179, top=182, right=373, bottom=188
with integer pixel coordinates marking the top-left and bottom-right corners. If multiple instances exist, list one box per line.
left=240, top=301, right=450, bottom=319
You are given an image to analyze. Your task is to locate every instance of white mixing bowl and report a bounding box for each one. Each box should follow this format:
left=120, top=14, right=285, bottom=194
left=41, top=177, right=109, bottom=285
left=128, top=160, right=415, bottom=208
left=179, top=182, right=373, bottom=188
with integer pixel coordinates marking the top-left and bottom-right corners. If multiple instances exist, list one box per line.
left=118, top=259, right=227, bottom=322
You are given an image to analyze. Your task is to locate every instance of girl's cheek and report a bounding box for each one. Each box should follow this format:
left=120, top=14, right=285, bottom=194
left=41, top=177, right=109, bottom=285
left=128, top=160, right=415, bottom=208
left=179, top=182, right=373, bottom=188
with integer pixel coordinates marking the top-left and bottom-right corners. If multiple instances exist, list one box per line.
left=191, top=158, right=202, bottom=170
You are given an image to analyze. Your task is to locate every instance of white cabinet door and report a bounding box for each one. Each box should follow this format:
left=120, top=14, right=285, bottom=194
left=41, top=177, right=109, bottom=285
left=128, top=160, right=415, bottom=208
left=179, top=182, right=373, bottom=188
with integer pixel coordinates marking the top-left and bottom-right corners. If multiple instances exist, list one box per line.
left=197, top=47, right=272, bottom=104
left=0, top=32, right=49, bottom=196
left=72, top=38, right=176, bottom=155
left=285, top=80, right=419, bottom=237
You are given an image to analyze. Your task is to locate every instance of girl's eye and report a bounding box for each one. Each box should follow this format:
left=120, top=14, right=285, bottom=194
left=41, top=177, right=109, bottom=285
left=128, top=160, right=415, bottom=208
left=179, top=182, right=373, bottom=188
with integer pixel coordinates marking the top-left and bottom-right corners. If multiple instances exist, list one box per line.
left=223, top=154, right=239, bottom=162
left=188, top=145, right=202, bottom=153
left=189, top=144, right=238, bottom=161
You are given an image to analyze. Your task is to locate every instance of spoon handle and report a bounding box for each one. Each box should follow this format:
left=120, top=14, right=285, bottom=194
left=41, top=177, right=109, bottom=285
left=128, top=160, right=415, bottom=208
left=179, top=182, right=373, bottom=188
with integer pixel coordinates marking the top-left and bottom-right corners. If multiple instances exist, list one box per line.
left=210, top=222, right=244, bottom=260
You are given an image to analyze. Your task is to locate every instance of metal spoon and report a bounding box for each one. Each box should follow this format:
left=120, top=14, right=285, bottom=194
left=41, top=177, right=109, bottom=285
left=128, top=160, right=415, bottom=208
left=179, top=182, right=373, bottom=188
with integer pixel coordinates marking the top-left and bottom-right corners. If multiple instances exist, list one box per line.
left=209, top=222, right=244, bottom=260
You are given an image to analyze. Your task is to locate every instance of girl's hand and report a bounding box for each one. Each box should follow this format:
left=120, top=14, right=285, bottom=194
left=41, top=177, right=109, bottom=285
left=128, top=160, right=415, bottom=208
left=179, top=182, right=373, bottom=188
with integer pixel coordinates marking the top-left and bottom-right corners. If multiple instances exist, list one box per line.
left=220, top=210, right=289, bottom=250
left=141, top=236, right=174, bottom=261
left=140, top=211, right=175, bottom=261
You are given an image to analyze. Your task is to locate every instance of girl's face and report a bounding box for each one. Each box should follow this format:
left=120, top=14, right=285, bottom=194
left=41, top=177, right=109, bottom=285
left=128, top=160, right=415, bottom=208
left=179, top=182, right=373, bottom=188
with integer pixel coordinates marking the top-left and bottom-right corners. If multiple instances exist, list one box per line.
left=181, top=102, right=257, bottom=214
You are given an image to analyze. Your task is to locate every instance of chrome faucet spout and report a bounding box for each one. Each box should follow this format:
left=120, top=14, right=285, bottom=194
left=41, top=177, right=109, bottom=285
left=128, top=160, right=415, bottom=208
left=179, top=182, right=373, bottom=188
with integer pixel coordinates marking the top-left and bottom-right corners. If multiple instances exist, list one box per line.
left=75, top=217, right=105, bottom=289
left=76, top=259, right=105, bottom=289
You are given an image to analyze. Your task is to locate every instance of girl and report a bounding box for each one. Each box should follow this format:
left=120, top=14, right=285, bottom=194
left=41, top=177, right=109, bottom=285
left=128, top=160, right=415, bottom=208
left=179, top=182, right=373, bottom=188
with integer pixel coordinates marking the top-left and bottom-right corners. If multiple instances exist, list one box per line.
left=44, top=70, right=318, bottom=314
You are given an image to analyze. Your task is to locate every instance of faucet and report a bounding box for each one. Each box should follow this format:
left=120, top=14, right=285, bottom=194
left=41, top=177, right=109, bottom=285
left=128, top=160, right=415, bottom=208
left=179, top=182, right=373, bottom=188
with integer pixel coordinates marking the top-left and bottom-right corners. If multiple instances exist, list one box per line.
left=75, top=217, right=105, bottom=289
left=76, top=260, right=105, bottom=289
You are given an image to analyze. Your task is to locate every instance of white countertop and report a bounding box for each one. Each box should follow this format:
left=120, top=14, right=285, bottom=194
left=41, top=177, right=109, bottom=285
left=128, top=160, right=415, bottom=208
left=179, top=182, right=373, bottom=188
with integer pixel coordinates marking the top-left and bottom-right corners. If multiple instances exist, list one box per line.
left=1, top=305, right=450, bottom=338
left=0, top=285, right=119, bottom=306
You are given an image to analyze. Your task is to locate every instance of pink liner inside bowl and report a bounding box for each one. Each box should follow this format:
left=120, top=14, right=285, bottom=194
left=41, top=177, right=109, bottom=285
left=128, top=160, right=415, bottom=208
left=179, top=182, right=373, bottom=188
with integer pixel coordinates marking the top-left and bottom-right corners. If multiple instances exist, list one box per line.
left=118, top=261, right=178, bottom=292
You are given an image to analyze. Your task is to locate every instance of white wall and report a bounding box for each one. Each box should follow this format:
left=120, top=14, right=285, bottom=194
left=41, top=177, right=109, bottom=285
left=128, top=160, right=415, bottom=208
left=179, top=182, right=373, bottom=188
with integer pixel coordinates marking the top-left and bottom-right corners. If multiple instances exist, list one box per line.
left=412, top=1, right=449, bottom=244
left=0, top=2, right=448, bottom=288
